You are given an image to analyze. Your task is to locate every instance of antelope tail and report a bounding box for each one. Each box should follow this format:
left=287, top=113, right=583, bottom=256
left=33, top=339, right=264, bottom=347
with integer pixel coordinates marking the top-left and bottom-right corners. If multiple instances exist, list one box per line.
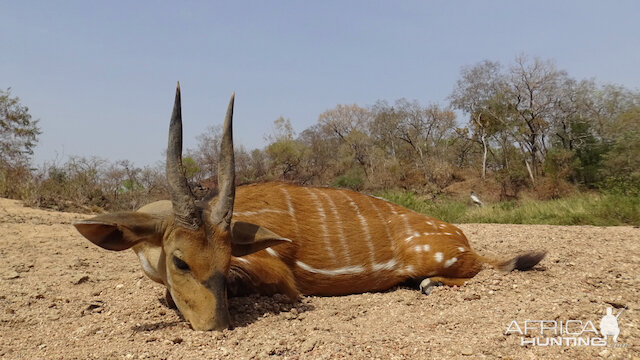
left=478, top=250, right=547, bottom=272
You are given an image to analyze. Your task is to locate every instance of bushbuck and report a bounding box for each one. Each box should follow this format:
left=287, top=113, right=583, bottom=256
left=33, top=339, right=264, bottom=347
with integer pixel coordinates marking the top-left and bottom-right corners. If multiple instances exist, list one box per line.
left=74, top=85, right=546, bottom=331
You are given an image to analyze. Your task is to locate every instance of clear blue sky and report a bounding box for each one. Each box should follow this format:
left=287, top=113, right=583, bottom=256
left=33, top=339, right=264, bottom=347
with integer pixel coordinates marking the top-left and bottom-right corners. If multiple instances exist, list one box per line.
left=2, top=1, right=639, bottom=167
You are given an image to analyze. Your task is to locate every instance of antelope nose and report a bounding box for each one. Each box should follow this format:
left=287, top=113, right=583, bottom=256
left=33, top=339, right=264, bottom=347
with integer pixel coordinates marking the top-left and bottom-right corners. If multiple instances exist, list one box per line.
left=190, top=311, right=229, bottom=331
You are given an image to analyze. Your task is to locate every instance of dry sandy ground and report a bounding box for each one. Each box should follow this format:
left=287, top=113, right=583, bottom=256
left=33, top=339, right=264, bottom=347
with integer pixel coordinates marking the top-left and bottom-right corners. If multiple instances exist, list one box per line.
left=1, top=197, right=639, bottom=360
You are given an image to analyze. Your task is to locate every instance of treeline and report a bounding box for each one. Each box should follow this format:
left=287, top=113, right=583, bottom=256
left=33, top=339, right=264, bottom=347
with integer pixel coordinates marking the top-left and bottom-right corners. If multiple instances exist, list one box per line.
left=199, top=55, right=640, bottom=199
left=1, top=55, right=639, bottom=212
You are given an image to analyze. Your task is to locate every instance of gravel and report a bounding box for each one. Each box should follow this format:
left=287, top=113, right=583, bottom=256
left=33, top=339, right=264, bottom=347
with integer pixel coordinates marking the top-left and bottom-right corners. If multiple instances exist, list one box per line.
left=0, top=198, right=638, bottom=359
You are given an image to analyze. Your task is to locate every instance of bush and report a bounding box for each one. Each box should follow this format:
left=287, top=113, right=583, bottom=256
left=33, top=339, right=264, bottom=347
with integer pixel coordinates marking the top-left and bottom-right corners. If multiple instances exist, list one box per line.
left=0, top=165, right=34, bottom=200
left=599, top=175, right=640, bottom=197
left=376, top=190, right=467, bottom=223
left=25, top=159, right=107, bottom=212
left=332, top=168, right=365, bottom=191
left=19, top=157, right=169, bottom=213
left=378, top=190, right=639, bottom=226
left=465, top=193, right=639, bottom=226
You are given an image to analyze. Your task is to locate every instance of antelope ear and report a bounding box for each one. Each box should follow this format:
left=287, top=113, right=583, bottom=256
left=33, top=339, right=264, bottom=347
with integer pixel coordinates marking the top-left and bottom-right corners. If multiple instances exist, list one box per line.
left=73, top=212, right=162, bottom=251
left=230, top=221, right=292, bottom=257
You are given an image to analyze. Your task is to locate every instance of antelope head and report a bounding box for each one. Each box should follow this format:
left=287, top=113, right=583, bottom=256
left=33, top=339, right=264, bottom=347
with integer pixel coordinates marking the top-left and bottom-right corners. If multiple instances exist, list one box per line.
left=74, top=84, right=290, bottom=330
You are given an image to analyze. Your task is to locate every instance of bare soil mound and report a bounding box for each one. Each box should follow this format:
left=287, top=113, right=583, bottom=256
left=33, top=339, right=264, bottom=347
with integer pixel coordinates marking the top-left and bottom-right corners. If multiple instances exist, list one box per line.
left=1, top=198, right=638, bottom=359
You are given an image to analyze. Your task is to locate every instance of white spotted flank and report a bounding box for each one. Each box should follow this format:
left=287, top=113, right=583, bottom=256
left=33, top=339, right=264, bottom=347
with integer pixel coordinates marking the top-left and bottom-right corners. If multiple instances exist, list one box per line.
left=372, top=258, right=398, bottom=271
left=405, top=231, right=421, bottom=242
left=296, top=261, right=365, bottom=276
left=234, top=209, right=287, bottom=217
left=403, top=265, right=415, bottom=274
left=413, top=244, right=431, bottom=253
left=444, top=257, right=458, bottom=268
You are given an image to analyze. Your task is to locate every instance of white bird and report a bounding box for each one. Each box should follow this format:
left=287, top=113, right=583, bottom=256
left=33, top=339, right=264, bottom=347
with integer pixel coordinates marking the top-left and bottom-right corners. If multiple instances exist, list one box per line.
left=470, top=191, right=484, bottom=207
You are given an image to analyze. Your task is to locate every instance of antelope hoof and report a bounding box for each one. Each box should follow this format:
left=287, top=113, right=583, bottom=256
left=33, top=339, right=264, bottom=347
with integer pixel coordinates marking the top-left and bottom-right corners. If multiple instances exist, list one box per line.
left=419, top=278, right=442, bottom=295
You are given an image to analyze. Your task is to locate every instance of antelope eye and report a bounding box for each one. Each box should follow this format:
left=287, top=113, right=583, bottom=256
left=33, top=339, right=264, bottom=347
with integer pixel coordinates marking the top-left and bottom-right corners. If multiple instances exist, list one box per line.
left=173, top=256, right=190, bottom=271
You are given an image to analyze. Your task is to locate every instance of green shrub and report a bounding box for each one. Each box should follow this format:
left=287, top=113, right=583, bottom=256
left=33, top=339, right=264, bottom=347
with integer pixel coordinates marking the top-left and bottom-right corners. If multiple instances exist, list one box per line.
left=376, top=190, right=467, bottom=223
left=599, top=175, right=640, bottom=197
left=332, top=168, right=365, bottom=191
left=377, top=190, right=639, bottom=226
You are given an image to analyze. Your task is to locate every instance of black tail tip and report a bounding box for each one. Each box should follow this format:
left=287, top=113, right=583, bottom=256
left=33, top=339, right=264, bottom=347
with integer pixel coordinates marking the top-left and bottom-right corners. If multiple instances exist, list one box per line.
left=514, top=250, right=547, bottom=271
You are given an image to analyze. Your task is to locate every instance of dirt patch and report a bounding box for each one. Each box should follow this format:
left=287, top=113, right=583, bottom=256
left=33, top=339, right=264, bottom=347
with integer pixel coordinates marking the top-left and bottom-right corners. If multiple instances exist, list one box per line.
left=0, top=198, right=638, bottom=359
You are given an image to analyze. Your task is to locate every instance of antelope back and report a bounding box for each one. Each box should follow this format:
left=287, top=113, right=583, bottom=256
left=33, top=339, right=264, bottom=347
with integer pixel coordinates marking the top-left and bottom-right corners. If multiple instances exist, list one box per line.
left=229, top=182, right=475, bottom=295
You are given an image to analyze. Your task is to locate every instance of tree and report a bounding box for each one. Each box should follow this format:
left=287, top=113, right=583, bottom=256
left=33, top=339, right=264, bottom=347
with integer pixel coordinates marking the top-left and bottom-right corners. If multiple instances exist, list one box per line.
left=370, top=99, right=456, bottom=188
left=181, top=157, right=201, bottom=181
left=318, top=104, right=374, bottom=181
left=265, top=117, right=308, bottom=181
left=0, top=88, right=41, bottom=168
left=450, top=60, right=504, bottom=179
left=189, top=125, right=222, bottom=181
left=506, top=55, right=568, bottom=180
left=298, top=124, right=339, bottom=184
left=317, top=104, right=370, bottom=140
left=246, top=148, right=268, bottom=181
left=602, top=105, right=640, bottom=186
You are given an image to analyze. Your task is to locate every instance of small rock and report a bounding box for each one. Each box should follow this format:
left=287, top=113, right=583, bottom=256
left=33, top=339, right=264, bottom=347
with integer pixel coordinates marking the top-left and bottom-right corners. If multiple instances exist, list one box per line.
left=172, top=337, right=183, bottom=344
left=75, top=276, right=89, bottom=285
left=83, top=300, right=104, bottom=315
left=285, top=311, right=297, bottom=320
left=73, top=325, right=88, bottom=335
left=85, top=325, right=102, bottom=336
left=14, top=263, right=33, bottom=273
left=116, top=284, right=124, bottom=289
left=598, top=349, right=610, bottom=358
left=301, top=339, right=317, bottom=353
left=461, top=347, right=473, bottom=356
left=2, top=270, right=20, bottom=280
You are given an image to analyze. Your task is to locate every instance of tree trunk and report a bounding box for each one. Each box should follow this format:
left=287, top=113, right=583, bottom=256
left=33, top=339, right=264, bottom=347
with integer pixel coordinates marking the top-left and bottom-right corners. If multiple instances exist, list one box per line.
left=481, top=133, right=487, bottom=180
left=525, top=159, right=536, bottom=184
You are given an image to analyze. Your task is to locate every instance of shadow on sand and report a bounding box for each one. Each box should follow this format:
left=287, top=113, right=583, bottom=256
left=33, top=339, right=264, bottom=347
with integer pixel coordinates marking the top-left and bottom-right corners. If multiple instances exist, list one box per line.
left=129, top=291, right=315, bottom=332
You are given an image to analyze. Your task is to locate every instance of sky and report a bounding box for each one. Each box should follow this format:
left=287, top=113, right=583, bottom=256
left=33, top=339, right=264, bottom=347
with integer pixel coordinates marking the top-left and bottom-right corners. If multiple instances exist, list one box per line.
left=2, top=1, right=639, bottom=168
